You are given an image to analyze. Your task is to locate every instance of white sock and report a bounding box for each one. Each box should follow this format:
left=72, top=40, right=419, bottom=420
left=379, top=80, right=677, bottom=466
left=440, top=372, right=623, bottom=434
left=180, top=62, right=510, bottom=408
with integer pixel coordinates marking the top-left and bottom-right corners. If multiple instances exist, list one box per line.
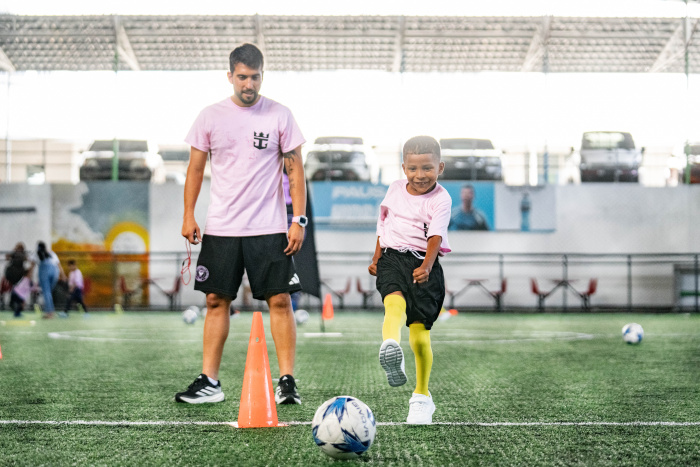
left=207, top=376, right=219, bottom=386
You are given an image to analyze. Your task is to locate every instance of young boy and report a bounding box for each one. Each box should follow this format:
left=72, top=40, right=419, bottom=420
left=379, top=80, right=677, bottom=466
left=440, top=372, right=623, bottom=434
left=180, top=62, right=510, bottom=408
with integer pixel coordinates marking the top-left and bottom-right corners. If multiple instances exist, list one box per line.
left=368, top=135, right=452, bottom=425
left=63, top=260, right=87, bottom=316
left=10, top=269, right=35, bottom=318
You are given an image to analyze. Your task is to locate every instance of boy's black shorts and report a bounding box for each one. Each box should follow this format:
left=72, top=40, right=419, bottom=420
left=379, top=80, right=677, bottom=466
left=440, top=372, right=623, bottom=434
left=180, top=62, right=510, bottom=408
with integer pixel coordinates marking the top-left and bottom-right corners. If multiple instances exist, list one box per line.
left=194, top=233, right=301, bottom=301
left=375, top=248, right=445, bottom=330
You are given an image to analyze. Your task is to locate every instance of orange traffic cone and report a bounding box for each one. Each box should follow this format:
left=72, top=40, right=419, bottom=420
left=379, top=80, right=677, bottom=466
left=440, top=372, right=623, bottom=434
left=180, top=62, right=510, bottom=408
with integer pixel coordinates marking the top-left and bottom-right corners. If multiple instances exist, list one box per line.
left=322, top=293, right=334, bottom=320
left=237, top=312, right=280, bottom=428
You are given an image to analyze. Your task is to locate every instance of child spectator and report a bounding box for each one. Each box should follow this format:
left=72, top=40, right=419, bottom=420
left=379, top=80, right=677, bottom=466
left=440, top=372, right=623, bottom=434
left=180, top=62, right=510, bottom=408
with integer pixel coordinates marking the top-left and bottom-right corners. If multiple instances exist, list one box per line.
left=62, top=260, right=87, bottom=317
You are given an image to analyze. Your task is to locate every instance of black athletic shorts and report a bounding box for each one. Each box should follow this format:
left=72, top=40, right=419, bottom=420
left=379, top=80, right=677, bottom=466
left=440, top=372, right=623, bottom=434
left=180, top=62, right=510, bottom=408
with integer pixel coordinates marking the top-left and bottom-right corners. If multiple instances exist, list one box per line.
left=375, top=248, right=445, bottom=330
left=194, top=233, right=301, bottom=301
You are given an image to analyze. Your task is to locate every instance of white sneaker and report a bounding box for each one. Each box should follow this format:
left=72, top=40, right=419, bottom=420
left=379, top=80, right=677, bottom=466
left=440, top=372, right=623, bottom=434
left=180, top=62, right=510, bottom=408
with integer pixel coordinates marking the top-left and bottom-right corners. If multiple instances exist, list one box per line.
left=379, top=339, right=407, bottom=387
left=406, top=392, right=435, bottom=425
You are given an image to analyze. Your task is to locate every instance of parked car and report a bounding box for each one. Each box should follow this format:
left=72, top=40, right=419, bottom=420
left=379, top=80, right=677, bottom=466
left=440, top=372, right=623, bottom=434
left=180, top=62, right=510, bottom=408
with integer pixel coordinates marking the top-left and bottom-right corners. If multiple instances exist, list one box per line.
left=438, top=138, right=503, bottom=181
left=567, top=131, right=644, bottom=183
left=79, top=140, right=164, bottom=182
left=304, top=136, right=378, bottom=182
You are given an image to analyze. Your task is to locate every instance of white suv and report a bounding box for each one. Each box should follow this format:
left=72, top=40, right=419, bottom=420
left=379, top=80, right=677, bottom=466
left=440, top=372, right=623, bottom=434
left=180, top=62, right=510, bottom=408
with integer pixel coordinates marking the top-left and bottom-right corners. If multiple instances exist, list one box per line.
left=439, top=138, right=503, bottom=181
left=304, top=137, right=378, bottom=183
left=79, top=140, right=165, bottom=183
left=570, top=131, right=644, bottom=183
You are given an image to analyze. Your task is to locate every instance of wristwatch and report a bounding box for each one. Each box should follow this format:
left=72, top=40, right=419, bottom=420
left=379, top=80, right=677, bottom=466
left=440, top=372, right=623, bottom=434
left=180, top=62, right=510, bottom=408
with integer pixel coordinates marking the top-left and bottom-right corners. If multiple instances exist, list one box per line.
left=292, top=215, right=308, bottom=227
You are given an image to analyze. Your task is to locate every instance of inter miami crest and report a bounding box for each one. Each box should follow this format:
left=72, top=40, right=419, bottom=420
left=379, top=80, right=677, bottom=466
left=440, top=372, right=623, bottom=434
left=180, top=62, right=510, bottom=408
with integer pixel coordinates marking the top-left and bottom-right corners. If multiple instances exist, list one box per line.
left=253, top=131, right=269, bottom=149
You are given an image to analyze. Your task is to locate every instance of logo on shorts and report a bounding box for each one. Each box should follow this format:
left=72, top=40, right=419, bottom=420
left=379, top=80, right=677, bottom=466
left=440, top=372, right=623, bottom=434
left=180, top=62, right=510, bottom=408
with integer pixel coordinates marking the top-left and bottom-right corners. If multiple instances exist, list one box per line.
left=253, top=131, right=269, bottom=149
left=195, top=266, right=210, bottom=282
left=288, top=273, right=300, bottom=286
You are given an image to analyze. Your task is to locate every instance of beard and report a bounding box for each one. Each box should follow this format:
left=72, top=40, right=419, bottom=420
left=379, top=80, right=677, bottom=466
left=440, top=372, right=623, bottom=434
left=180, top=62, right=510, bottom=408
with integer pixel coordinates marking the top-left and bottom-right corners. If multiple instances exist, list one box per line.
left=238, top=90, right=258, bottom=104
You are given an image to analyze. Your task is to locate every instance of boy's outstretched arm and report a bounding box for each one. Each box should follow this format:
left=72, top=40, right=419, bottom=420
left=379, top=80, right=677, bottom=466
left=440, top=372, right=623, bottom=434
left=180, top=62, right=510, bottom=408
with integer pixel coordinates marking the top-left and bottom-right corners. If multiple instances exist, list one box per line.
left=368, top=237, right=382, bottom=276
left=413, top=235, right=442, bottom=283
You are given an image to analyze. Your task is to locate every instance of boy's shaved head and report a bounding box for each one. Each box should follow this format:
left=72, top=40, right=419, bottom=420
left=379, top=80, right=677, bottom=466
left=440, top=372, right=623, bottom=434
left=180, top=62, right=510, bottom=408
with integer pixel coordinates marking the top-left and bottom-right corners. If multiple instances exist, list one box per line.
left=403, top=136, right=441, bottom=162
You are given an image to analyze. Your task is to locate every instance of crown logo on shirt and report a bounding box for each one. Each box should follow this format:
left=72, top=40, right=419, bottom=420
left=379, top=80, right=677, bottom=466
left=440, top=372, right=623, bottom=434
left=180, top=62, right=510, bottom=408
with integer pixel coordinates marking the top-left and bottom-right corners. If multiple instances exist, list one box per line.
left=253, top=131, right=269, bottom=150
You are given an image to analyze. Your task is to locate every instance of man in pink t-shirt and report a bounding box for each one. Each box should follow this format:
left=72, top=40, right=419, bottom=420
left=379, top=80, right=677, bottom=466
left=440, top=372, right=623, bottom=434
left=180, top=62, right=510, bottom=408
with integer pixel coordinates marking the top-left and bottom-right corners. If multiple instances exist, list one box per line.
left=368, top=135, right=452, bottom=425
left=176, top=44, right=307, bottom=406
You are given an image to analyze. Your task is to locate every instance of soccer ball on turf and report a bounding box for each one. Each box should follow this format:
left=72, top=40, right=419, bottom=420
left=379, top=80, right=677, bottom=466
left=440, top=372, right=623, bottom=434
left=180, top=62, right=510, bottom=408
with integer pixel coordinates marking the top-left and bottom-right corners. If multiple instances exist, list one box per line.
left=312, top=396, right=376, bottom=460
left=622, top=323, right=644, bottom=344
left=182, top=308, right=198, bottom=325
left=295, top=309, right=309, bottom=325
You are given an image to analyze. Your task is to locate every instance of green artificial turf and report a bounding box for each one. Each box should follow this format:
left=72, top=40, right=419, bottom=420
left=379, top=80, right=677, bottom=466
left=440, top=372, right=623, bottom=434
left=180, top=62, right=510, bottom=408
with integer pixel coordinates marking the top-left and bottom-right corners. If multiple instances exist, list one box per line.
left=1, top=311, right=699, bottom=466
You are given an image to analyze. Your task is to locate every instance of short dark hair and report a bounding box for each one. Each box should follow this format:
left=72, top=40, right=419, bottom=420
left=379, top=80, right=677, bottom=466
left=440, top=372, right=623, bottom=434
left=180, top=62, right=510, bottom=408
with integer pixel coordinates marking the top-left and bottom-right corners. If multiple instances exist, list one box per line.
left=68, top=259, right=76, bottom=266
left=402, top=136, right=441, bottom=161
left=229, top=43, right=264, bottom=72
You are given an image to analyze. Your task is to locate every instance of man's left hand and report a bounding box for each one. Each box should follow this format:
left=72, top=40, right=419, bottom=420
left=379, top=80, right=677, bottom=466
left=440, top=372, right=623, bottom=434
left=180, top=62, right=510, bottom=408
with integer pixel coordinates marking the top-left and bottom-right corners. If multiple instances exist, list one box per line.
left=285, top=223, right=305, bottom=255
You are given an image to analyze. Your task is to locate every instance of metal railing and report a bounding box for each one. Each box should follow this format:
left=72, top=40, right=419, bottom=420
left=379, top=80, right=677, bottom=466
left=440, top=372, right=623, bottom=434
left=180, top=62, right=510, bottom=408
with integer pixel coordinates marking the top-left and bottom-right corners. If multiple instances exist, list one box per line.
left=2, top=251, right=698, bottom=312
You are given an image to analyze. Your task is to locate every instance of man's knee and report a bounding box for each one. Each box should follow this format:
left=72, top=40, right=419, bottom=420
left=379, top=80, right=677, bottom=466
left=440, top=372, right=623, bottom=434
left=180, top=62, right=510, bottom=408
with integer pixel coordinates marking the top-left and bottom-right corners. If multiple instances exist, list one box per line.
left=206, top=293, right=232, bottom=311
left=266, top=293, right=291, bottom=313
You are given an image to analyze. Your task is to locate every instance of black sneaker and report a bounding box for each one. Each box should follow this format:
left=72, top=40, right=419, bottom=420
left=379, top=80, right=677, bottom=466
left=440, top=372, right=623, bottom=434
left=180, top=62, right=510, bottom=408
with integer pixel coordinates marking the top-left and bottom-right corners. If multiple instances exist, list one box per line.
left=275, top=374, right=301, bottom=405
left=175, top=374, right=225, bottom=404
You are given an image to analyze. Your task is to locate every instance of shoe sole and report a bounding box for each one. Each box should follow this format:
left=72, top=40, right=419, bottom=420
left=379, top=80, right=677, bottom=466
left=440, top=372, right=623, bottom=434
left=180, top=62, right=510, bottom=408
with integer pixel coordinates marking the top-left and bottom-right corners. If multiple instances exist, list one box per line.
left=275, top=390, right=301, bottom=405
left=175, top=392, right=225, bottom=404
left=276, top=395, right=301, bottom=405
left=379, top=341, right=407, bottom=387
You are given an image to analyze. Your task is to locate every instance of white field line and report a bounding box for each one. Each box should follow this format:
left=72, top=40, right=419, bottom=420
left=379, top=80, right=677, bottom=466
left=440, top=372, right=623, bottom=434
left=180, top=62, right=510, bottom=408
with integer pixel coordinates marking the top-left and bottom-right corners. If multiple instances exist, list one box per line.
left=45, top=329, right=598, bottom=344
left=1, top=420, right=699, bottom=427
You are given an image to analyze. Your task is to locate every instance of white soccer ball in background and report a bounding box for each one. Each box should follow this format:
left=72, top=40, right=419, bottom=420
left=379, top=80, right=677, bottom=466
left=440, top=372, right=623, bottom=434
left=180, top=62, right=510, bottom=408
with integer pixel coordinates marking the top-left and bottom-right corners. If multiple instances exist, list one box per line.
left=295, top=309, right=309, bottom=325
left=622, top=323, right=644, bottom=344
left=182, top=308, right=198, bottom=325
left=312, top=396, right=376, bottom=460
left=187, top=305, right=200, bottom=316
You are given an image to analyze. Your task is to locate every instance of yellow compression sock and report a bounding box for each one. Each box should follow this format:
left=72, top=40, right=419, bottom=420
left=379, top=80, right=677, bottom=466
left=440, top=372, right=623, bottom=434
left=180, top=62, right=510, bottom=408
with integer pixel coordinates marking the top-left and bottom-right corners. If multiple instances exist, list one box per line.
left=409, top=323, right=433, bottom=396
left=382, top=295, right=407, bottom=343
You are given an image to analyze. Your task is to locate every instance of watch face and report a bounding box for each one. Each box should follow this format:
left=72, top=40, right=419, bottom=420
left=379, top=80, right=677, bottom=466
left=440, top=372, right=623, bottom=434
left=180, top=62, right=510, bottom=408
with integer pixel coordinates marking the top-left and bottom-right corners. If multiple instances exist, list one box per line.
left=298, top=215, right=308, bottom=227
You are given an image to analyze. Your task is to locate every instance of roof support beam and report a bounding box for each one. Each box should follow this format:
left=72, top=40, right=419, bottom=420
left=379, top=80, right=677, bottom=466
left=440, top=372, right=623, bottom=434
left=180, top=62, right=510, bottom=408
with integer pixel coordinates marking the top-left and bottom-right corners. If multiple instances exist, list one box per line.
left=650, top=17, right=698, bottom=72
left=392, top=17, right=405, bottom=73
left=521, top=16, right=551, bottom=72
left=0, top=45, right=15, bottom=72
left=113, top=15, right=140, bottom=71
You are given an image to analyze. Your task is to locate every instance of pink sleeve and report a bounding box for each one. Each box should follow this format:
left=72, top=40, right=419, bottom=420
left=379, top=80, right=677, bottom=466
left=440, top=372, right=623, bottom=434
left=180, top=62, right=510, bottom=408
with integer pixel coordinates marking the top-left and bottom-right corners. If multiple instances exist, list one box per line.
left=426, top=195, right=452, bottom=240
left=184, top=110, right=211, bottom=153
left=279, top=108, right=306, bottom=154
left=376, top=206, right=387, bottom=237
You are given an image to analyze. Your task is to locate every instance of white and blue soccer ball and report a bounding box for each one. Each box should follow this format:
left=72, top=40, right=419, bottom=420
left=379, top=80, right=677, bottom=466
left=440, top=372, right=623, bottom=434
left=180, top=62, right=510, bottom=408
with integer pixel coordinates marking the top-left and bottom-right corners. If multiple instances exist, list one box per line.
left=622, top=323, right=644, bottom=344
left=312, top=396, right=376, bottom=460
left=182, top=307, right=198, bottom=325
left=294, top=309, right=309, bottom=325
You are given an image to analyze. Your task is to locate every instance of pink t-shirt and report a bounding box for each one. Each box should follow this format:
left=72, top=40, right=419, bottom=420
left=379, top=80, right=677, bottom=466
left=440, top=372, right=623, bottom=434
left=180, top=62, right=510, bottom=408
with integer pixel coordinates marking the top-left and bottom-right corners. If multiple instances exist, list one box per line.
left=377, top=179, right=452, bottom=255
left=185, top=96, right=305, bottom=236
left=68, top=269, right=84, bottom=290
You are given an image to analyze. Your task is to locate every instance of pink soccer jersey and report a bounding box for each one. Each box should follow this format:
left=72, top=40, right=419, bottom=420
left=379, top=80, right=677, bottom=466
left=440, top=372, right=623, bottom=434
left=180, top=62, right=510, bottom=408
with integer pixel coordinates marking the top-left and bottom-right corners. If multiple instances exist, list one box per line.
left=185, top=96, right=305, bottom=236
left=377, top=179, right=452, bottom=254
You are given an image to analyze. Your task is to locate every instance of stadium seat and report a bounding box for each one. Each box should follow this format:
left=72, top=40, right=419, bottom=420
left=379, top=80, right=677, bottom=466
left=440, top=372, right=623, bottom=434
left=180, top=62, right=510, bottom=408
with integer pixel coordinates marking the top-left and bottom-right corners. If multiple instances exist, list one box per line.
left=356, top=277, right=376, bottom=309
left=150, top=276, right=182, bottom=311
left=323, top=277, right=352, bottom=309
left=530, top=278, right=551, bottom=312
left=577, top=278, right=598, bottom=310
